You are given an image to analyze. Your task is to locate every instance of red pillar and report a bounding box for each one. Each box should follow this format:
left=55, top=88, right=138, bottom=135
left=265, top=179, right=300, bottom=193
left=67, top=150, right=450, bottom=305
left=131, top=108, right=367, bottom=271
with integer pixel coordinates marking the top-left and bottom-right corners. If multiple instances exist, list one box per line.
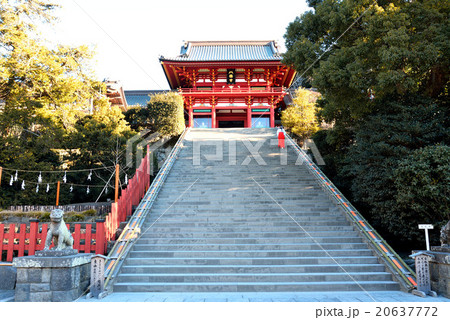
left=95, top=219, right=106, bottom=254
left=212, top=109, right=216, bottom=128
left=247, top=108, right=252, bottom=128
left=188, top=109, right=193, bottom=127
left=270, top=107, right=275, bottom=128
left=29, top=219, right=39, bottom=256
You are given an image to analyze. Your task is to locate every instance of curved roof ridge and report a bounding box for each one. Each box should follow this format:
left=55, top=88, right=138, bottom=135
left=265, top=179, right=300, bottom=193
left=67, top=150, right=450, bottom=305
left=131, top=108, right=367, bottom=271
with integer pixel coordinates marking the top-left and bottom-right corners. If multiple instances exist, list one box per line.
left=185, top=40, right=277, bottom=46
left=161, top=40, right=282, bottom=62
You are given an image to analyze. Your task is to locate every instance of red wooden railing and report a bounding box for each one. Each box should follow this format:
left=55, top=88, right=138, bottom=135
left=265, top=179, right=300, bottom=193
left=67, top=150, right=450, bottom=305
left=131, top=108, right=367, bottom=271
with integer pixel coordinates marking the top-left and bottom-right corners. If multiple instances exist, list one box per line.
left=0, top=219, right=106, bottom=262
left=104, top=148, right=150, bottom=241
left=180, top=87, right=285, bottom=94
left=0, top=148, right=151, bottom=261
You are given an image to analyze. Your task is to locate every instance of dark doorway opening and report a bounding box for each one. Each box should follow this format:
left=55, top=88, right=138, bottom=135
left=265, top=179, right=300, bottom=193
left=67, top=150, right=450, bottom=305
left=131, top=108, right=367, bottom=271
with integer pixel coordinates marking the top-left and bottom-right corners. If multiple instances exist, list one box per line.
left=218, top=121, right=245, bottom=128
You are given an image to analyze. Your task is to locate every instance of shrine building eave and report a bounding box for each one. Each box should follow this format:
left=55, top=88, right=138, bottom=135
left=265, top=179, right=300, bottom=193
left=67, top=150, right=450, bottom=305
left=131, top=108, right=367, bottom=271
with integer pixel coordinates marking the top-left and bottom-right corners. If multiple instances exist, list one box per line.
left=166, top=40, right=283, bottom=61
left=161, top=61, right=295, bottom=89
left=159, top=40, right=296, bottom=90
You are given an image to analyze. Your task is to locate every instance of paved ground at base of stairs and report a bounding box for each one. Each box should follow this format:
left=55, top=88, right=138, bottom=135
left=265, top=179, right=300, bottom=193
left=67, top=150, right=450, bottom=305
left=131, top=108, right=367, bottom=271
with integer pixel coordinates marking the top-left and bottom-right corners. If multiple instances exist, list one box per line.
left=2, top=289, right=448, bottom=302
left=79, top=291, right=449, bottom=302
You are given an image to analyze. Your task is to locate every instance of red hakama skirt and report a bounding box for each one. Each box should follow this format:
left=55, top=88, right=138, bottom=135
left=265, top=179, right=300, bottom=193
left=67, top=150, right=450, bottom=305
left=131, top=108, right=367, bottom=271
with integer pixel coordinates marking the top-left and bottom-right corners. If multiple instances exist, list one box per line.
left=278, top=131, right=285, bottom=148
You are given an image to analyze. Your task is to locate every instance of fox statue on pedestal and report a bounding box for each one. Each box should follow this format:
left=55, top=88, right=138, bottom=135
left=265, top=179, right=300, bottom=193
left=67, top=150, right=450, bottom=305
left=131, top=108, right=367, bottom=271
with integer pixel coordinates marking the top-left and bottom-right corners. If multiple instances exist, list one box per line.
left=44, top=209, right=74, bottom=250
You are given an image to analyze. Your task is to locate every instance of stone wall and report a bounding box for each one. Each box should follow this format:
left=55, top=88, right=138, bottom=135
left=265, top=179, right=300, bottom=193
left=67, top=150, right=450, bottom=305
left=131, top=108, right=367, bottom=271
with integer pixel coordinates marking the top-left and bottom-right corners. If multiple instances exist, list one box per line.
left=13, top=253, right=92, bottom=302
left=430, top=247, right=450, bottom=298
left=0, top=264, right=16, bottom=290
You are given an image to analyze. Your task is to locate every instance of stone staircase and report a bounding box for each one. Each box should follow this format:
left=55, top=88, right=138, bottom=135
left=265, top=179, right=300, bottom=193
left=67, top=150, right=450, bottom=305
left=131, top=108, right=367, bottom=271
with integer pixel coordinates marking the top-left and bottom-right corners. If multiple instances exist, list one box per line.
left=113, top=128, right=400, bottom=292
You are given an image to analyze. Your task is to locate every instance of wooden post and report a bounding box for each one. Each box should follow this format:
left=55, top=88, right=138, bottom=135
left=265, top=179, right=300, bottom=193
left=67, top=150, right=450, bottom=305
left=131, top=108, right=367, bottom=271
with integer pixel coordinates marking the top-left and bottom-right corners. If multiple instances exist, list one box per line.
left=270, top=107, right=275, bottom=128
left=0, top=223, right=4, bottom=259
left=115, top=164, right=119, bottom=203
left=247, top=108, right=252, bottom=128
left=56, top=181, right=60, bottom=206
left=189, top=109, right=193, bottom=127
left=28, top=219, right=39, bottom=255
left=147, top=144, right=150, bottom=176
left=18, top=223, right=26, bottom=257
left=211, top=109, right=216, bottom=128
left=95, top=219, right=106, bottom=254
left=85, top=224, right=92, bottom=253
left=6, top=223, right=15, bottom=261
left=0, top=166, right=2, bottom=187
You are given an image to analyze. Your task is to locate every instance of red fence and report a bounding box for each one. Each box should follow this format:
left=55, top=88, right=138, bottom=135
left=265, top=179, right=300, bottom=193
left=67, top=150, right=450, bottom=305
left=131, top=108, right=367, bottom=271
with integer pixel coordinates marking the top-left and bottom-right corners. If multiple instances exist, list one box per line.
left=0, top=148, right=151, bottom=261
left=104, top=148, right=150, bottom=241
left=0, top=220, right=106, bottom=262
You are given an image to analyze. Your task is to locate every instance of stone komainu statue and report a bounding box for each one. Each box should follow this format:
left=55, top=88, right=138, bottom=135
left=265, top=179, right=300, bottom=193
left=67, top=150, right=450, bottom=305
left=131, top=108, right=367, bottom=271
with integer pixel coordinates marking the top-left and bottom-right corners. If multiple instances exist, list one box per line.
left=44, top=209, right=74, bottom=250
left=440, top=221, right=450, bottom=247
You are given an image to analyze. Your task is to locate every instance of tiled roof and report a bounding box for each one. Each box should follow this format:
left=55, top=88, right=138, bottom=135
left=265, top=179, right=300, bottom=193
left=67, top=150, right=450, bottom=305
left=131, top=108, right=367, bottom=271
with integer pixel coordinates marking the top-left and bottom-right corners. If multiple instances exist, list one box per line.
left=124, top=90, right=168, bottom=106
left=161, top=41, right=282, bottom=62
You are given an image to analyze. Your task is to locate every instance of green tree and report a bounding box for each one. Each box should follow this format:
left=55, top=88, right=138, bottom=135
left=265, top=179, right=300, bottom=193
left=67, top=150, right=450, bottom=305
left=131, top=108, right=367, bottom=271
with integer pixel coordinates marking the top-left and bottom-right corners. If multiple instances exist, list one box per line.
left=340, top=99, right=449, bottom=245
left=0, top=1, right=99, bottom=126
left=0, top=1, right=135, bottom=206
left=147, top=92, right=185, bottom=136
left=281, top=87, right=320, bottom=142
left=393, top=145, right=450, bottom=240
left=283, top=0, right=449, bottom=247
left=0, top=0, right=104, bottom=154
left=124, top=106, right=153, bottom=132
left=67, top=115, right=133, bottom=203
left=284, top=0, right=449, bottom=122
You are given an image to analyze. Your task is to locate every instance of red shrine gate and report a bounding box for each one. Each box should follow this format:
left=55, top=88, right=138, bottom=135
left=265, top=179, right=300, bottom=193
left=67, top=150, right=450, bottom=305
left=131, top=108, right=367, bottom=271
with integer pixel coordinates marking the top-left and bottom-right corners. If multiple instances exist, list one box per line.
left=160, top=41, right=296, bottom=128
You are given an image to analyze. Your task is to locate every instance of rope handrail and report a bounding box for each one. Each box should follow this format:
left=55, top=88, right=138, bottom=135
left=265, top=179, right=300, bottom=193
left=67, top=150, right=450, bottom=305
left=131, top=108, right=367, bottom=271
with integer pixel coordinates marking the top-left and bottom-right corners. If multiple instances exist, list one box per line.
left=285, top=133, right=417, bottom=291
left=102, top=127, right=190, bottom=290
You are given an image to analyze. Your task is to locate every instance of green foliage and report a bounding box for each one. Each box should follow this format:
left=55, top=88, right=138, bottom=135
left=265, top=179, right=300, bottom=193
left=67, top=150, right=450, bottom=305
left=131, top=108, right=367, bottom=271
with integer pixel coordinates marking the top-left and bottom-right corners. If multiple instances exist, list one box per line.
left=64, top=213, right=85, bottom=222
left=67, top=115, right=133, bottom=203
left=39, top=212, right=51, bottom=222
left=124, top=106, right=153, bottom=132
left=339, top=99, right=449, bottom=245
left=394, top=145, right=450, bottom=230
left=0, top=1, right=136, bottom=206
left=284, top=0, right=449, bottom=248
left=147, top=92, right=185, bottom=136
left=83, top=209, right=97, bottom=216
left=284, top=0, right=449, bottom=122
left=281, top=88, right=320, bottom=142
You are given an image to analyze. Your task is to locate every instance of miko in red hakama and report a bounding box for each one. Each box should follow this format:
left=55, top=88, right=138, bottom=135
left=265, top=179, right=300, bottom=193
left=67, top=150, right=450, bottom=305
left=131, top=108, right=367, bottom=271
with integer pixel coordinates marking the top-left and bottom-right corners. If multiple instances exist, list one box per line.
left=277, top=127, right=285, bottom=149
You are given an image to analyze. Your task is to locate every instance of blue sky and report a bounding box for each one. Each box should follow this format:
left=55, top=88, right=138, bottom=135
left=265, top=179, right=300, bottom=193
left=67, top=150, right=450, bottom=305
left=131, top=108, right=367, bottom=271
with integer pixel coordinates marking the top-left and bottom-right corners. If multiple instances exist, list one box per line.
left=46, top=0, right=309, bottom=90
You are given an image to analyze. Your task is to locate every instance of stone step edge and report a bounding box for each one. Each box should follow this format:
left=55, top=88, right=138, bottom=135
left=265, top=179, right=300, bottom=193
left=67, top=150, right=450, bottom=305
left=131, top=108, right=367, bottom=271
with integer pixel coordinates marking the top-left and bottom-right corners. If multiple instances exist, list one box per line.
left=114, top=280, right=398, bottom=286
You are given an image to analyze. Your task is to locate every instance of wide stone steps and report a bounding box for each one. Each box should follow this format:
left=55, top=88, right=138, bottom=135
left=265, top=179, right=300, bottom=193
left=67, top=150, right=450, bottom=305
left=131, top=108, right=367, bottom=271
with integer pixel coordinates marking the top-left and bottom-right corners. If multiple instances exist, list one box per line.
left=145, top=209, right=340, bottom=215
left=140, top=224, right=353, bottom=231
left=150, top=202, right=335, bottom=209
left=120, top=264, right=386, bottom=274
left=137, top=231, right=358, bottom=239
left=122, top=256, right=381, bottom=266
left=116, top=272, right=393, bottom=283
left=132, top=242, right=367, bottom=251
left=113, top=128, right=399, bottom=293
left=128, top=249, right=373, bottom=258
left=134, top=236, right=365, bottom=245
left=155, top=195, right=328, bottom=201
left=144, top=215, right=345, bottom=222
left=157, top=182, right=322, bottom=188
left=143, top=220, right=350, bottom=227
left=113, top=281, right=399, bottom=293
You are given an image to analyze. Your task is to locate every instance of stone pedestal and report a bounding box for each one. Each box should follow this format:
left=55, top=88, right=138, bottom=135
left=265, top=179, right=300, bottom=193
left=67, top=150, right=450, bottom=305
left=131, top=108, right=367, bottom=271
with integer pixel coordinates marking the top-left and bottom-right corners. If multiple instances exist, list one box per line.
left=12, top=251, right=92, bottom=302
left=430, top=247, right=450, bottom=299
left=0, top=265, right=16, bottom=290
